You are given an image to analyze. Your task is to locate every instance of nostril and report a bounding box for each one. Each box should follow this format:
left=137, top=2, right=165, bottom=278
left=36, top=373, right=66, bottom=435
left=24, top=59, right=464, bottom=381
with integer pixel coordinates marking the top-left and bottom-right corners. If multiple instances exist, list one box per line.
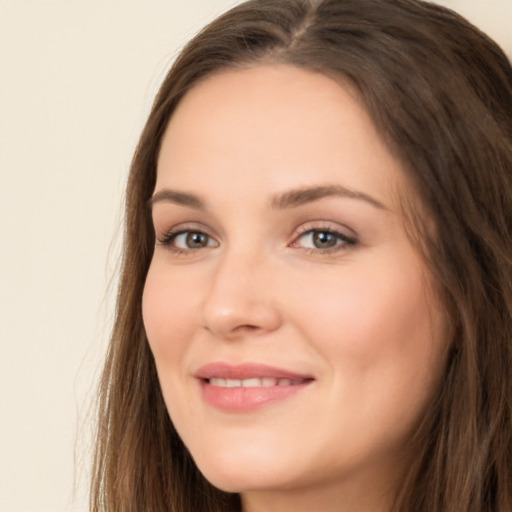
left=240, top=324, right=259, bottom=331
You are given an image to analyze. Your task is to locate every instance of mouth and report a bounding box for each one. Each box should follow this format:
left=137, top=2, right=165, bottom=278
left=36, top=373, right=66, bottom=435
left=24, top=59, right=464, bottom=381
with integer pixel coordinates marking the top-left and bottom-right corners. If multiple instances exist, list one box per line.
left=207, top=377, right=309, bottom=387
left=195, top=362, right=314, bottom=412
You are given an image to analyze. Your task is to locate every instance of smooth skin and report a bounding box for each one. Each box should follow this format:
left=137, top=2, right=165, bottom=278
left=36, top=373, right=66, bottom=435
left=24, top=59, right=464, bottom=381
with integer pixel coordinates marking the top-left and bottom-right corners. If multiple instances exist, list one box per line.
left=142, top=65, right=449, bottom=512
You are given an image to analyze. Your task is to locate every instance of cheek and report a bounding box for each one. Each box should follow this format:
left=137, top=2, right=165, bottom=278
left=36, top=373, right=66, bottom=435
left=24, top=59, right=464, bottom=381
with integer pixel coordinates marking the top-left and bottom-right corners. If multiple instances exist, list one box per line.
left=292, top=253, right=447, bottom=412
left=295, top=263, right=435, bottom=350
left=142, top=262, right=203, bottom=426
left=142, top=261, right=196, bottom=364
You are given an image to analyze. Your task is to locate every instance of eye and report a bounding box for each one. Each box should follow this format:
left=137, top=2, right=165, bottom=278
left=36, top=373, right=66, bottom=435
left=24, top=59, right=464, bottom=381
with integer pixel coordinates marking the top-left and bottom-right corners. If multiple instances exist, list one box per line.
left=157, top=228, right=218, bottom=252
left=174, top=231, right=215, bottom=249
left=291, top=227, right=356, bottom=253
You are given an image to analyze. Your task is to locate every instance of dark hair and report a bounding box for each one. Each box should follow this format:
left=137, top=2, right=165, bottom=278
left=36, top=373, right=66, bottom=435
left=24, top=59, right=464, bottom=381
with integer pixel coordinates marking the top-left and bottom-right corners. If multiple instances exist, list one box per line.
left=91, top=1, right=512, bottom=511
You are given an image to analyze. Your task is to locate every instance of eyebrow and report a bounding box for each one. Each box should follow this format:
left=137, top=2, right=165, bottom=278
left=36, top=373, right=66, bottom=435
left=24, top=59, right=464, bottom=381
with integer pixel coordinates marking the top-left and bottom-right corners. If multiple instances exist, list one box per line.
left=149, top=184, right=387, bottom=211
left=149, top=189, right=206, bottom=210
left=270, top=185, right=387, bottom=210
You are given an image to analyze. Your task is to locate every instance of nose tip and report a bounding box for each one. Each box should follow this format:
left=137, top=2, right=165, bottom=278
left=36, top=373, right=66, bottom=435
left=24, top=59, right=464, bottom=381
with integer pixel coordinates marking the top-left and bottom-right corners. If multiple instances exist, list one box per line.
left=202, top=301, right=282, bottom=338
left=200, top=261, right=282, bottom=339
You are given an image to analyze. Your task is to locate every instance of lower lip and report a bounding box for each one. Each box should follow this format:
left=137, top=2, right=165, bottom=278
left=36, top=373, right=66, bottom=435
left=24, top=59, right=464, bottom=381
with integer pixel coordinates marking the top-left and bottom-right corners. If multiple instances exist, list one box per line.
left=200, top=380, right=311, bottom=412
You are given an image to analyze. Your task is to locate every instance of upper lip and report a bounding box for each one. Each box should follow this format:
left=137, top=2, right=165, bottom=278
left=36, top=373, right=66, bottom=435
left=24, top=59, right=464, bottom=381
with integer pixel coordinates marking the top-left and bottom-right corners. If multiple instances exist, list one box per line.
left=195, top=362, right=314, bottom=381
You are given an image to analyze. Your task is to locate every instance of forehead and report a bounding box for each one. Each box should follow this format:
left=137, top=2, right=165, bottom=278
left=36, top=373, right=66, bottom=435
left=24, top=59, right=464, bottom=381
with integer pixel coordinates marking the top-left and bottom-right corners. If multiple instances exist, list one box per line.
left=156, top=65, right=405, bottom=208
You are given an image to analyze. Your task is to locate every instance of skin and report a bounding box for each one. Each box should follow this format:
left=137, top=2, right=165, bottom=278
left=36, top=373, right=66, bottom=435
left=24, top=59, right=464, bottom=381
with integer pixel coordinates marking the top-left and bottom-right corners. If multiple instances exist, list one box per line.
left=142, top=65, right=449, bottom=512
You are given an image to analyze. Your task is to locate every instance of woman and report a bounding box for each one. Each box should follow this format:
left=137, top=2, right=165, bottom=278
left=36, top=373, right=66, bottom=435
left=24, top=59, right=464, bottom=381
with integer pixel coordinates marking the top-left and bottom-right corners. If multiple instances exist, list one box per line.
left=91, top=0, right=512, bottom=511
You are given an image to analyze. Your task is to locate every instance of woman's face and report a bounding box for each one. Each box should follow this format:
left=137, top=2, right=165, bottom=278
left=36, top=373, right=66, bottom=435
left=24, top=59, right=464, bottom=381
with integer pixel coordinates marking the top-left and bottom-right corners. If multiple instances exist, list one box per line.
left=143, top=65, right=448, bottom=509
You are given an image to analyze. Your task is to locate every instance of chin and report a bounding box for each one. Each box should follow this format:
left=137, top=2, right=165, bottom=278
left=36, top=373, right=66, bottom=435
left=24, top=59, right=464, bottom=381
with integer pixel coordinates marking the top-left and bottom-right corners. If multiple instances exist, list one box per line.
left=188, top=438, right=301, bottom=493
left=201, top=466, right=281, bottom=494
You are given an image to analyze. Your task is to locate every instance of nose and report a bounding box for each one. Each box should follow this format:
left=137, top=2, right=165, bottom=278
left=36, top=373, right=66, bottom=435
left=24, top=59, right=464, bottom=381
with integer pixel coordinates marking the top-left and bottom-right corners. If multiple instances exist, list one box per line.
left=200, top=251, right=282, bottom=339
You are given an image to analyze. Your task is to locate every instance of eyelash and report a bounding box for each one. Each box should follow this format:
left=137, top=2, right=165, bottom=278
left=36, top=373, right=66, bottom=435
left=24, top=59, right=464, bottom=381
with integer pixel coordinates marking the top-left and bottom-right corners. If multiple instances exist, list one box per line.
left=156, top=223, right=357, bottom=256
left=291, top=225, right=357, bottom=255
left=156, top=223, right=216, bottom=255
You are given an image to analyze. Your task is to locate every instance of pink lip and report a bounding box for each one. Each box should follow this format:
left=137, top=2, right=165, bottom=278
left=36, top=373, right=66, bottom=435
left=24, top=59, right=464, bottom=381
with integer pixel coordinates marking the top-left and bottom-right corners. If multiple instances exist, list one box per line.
left=195, top=362, right=314, bottom=412
left=196, top=362, right=312, bottom=381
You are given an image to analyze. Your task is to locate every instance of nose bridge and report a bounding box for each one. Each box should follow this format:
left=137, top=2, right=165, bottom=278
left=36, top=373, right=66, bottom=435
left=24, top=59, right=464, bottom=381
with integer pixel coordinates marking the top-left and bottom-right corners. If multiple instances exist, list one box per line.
left=201, top=243, right=281, bottom=338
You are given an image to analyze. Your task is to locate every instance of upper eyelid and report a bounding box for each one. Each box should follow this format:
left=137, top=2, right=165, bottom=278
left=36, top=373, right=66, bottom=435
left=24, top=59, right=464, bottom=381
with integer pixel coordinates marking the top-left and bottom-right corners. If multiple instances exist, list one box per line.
left=293, top=220, right=357, bottom=238
left=157, top=221, right=215, bottom=236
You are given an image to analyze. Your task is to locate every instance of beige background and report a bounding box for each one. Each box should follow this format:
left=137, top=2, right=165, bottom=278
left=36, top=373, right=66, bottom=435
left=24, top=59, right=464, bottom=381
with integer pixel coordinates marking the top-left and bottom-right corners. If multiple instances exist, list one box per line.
left=1, top=1, right=511, bottom=511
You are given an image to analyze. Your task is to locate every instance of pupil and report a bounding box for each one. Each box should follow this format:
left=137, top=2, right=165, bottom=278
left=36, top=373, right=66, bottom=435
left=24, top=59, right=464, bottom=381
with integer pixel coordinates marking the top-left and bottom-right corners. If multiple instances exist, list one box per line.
left=186, top=232, right=207, bottom=248
left=313, top=231, right=336, bottom=248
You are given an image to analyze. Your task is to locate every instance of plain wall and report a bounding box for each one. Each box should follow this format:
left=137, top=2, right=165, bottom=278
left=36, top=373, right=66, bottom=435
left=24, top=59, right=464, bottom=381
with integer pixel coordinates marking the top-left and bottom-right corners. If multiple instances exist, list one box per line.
left=1, top=1, right=511, bottom=511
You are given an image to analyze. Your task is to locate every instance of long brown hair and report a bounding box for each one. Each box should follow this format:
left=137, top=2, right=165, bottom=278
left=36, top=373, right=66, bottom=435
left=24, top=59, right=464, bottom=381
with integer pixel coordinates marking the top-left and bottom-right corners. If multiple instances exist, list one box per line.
left=90, top=1, right=512, bottom=511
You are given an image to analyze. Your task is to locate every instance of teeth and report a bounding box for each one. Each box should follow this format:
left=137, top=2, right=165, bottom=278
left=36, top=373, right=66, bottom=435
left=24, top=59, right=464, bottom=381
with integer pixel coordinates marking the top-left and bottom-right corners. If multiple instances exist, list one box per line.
left=243, top=378, right=263, bottom=387
left=208, top=377, right=301, bottom=387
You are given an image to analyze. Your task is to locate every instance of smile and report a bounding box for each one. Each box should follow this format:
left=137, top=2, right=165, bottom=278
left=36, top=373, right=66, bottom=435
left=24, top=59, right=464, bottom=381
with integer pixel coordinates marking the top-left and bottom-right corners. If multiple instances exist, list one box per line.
left=208, top=377, right=307, bottom=387
left=196, top=363, right=314, bottom=412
